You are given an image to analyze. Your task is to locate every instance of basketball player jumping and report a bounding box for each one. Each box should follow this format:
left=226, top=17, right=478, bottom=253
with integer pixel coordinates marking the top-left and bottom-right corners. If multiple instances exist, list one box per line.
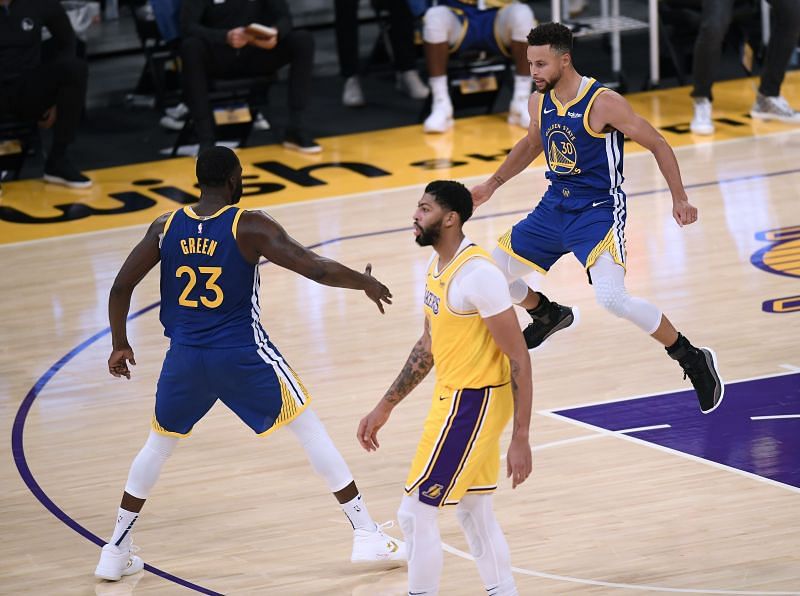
left=94, top=147, right=405, bottom=582
left=359, top=180, right=533, bottom=596
left=471, top=23, right=724, bottom=414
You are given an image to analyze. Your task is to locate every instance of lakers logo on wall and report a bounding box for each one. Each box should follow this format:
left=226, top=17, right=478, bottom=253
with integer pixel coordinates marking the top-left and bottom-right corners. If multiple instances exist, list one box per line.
left=547, top=129, right=579, bottom=175
left=751, top=225, right=800, bottom=313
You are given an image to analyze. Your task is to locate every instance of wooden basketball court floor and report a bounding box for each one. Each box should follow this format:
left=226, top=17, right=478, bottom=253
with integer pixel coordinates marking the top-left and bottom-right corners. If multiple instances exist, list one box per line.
left=1, top=75, right=799, bottom=595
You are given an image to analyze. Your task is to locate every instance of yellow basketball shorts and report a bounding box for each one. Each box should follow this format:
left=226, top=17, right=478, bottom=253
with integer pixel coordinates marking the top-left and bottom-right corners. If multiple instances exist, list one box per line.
left=404, top=382, right=513, bottom=507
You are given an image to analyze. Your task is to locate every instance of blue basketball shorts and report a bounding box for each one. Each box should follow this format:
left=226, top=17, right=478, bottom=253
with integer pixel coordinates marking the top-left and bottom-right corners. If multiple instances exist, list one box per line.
left=153, top=341, right=311, bottom=437
left=497, top=191, right=628, bottom=274
left=440, top=2, right=508, bottom=57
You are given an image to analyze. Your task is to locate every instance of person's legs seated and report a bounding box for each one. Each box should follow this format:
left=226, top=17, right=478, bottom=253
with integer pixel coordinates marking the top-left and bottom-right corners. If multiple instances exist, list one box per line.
left=179, top=36, right=217, bottom=152
left=12, top=55, right=91, bottom=187
left=750, top=0, right=800, bottom=123
left=274, top=29, right=321, bottom=153
left=494, top=2, right=536, bottom=129
left=422, top=5, right=460, bottom=133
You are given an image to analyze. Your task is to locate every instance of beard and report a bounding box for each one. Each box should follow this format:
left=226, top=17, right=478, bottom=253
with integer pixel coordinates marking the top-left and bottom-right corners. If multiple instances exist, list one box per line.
left=231, top=179, right=243, bottom=204
left=536, top=72, right=561, bottom=94
left=414, top=222, right=441, bottom=246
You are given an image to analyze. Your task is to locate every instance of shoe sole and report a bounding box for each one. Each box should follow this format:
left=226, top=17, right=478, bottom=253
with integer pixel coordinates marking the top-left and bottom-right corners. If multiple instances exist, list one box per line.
left=690, top=125, right=714, bottom=135
left=698, top=347, right=725, bottom=414
left=423, top=118, right=453, bottom=134
left=528, top=306, right=581, bottom=353
left=749, top=110, right=800, bottom=123
left=95, top=555, right=144, bottom=580
left=282, top=142, right=322, bottom=154
left=43, top=174, right=92, bottom=189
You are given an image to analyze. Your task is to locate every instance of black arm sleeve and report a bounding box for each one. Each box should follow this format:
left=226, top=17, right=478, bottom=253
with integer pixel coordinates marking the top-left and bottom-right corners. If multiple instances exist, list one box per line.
left=45, top=0, right=77, bottom=56
left=264, top=0, right=293, bottom=41
left=180, top=0, right=228, bottom=45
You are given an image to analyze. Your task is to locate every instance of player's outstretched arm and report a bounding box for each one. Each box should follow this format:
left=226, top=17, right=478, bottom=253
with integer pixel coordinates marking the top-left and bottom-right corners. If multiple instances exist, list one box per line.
left=108, top=213, right=168, bottom=378
left=597, top=91, right=698, bottom=227
left=240, top=210, right=393, bottom=313
left=357, top=318, right=433, bottom=451
left=471, top=93, right=544, bottom=210
left=483, top=308, right=533, bottom=489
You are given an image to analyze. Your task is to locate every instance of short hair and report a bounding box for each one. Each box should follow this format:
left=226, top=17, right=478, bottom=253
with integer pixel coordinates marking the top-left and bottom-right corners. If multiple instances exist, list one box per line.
left=196, top=146, right=240, bottom=187
left=527, top=22, right=573, bottom=55
left=424, top=180, right=473, bottom=224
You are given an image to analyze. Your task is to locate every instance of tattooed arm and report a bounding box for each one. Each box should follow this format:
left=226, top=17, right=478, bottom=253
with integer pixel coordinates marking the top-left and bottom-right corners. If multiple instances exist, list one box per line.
left=357, top=318, right=433, bottom=451
left=483, top=307, right=533, bottom=488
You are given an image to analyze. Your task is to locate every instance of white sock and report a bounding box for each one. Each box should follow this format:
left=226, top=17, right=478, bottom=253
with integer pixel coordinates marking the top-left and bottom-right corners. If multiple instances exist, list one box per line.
left=342, top=494, right=377, bottom=532
left=109, top=507, right=139, bottom=550
left=429, top=75, right=449, bottom=104
left=513, top=75, right=531, bottom=99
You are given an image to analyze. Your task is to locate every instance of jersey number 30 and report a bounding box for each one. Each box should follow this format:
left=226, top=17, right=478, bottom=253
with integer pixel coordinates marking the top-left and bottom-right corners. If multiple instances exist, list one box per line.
left=175, top=266, right=224, bottom=308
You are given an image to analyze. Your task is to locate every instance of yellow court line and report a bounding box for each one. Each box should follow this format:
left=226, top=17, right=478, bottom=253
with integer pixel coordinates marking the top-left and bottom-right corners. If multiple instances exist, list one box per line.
left=1, top=72, right=799, bottom=245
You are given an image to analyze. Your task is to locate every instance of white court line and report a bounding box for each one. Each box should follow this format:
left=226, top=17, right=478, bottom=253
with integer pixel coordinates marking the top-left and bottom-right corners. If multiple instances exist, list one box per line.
left=618, top=423, right=671, bottom=433
left=440, top=541, right=800, bottom=595
left=538, top=368, right=800, bottom=415
left=751, top=414, right=800, bottom=420
left=445, top=431, right=800, bottom=595
left=538, top=411, right=800, bottom=496
left=779, top=363, right=800, bottom=372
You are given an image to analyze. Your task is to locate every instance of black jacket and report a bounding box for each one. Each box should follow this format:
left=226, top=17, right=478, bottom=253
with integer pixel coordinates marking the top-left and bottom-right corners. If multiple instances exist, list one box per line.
left=0, top=0, right=76, bottom=82
left=180, top=0, right=293, bottom=46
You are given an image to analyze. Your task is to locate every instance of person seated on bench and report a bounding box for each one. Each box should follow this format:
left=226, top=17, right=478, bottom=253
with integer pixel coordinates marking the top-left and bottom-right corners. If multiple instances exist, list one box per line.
left=180, top=0, right=320, bottom=153
left=420, top=0, right=535, bottom=133
left=0, top=0, right=91, bottom=188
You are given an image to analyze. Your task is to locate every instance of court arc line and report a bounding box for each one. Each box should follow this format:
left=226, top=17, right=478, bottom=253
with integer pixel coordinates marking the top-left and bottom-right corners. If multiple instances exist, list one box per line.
left=12, top=201, right=798, bottom=592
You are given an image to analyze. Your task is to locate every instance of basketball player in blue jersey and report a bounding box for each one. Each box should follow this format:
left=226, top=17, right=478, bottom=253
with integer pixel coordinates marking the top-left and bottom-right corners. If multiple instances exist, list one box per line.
left=358, top=181, right=532, bottom=596
left=470, top=23, right=725, bottom=414
left=94, top=147, right=405, bottom=582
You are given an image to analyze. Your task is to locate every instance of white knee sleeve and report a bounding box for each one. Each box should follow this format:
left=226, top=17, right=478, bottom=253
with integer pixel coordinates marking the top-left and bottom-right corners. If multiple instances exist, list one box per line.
left=590, top=253, right=662, bottom=334
left=398, top=495, right=443, bottom=596
left=124, top=430, right=178, bottom=499
left=456, top=495, right=518, bottom=595
left=423, top=5, right=461, bottom=45
left=495, top=3, right=536, bottom=45
left=491, top=247, right=545, bottom=302
left=287, top=407, right=353, bottom=493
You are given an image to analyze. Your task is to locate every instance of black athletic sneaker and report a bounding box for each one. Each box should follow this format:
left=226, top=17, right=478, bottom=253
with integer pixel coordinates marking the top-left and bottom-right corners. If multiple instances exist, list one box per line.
left=667, top=334, right=725, bottom=413
left=523, top=294, right=575, bottom=350
left=283, top=128, right=321, bottom=154
left=43, top=157, right=92, bottom=189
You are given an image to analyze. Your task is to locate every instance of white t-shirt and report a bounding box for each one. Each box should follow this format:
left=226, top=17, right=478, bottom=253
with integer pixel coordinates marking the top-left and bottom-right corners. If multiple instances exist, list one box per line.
left=431, top=238, right=513, bottom=318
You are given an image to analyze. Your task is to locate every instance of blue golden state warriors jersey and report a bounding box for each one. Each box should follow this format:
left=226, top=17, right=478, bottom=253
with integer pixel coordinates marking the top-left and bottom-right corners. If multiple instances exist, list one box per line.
left=539, top=77, right=624, bottom=201
left=159, top=205, right=267, bottom=348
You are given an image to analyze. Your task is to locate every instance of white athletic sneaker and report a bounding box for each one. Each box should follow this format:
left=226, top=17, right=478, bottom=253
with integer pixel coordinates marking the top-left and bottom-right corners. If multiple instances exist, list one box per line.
left=750, top=93, right=800, bottom=124
left=342, top=76, right=366, bottom=107
left=423, top=98, right=453, bottom=133
left=396, top=70, right=430, bottom=100
left=507, top=95, right=531, bottom=129
left=690, top=97, right=714, bottom=135
left=164, top=102, right=189, bottom=120
left=94, top=543, right=144, bottom=581
left=351, top=521, right=407, bottom=563
left=253, top=111, right=270, bottom=131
